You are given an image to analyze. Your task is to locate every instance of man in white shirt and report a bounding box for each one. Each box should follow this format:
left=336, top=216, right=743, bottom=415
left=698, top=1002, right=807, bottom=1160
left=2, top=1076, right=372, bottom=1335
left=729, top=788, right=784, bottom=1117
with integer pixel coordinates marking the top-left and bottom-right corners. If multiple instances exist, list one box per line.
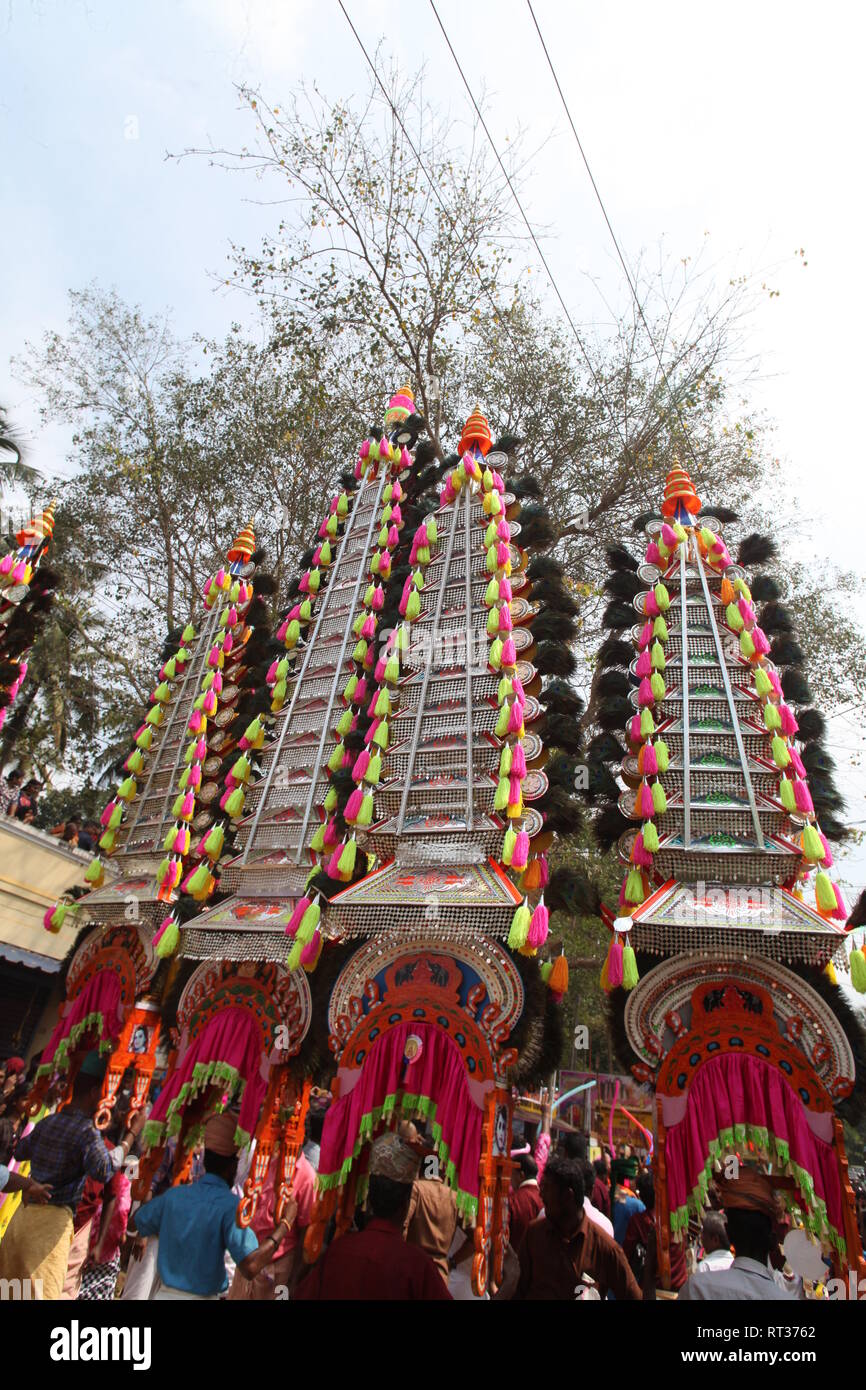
left=582, top=1163, right=614, bottom=1236
left=680, top=1166, right=795, bottom=1301
left=695, top=1211, right=734, bottom=1273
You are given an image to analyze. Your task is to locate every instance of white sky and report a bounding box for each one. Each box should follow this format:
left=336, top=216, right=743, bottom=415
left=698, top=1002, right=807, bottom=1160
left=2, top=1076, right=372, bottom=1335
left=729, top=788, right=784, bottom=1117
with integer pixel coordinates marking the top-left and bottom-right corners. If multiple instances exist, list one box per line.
left=2, top=0, right=865, bottom=904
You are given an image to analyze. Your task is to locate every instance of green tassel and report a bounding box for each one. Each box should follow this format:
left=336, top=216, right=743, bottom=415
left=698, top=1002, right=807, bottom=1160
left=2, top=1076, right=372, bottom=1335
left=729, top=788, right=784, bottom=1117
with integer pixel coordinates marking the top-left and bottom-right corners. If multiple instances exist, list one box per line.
left=405, top=589, right=421, bottom=621
left=353, top=612, right=366, bottom=636
left=371, top=551, right=381, bottom=575
left=540, top=960, right=553, bottom=984
left=740, top=629, right=756, bottom=659
left=485, top=521, right=498, bottom=548
left=850, top=947, right=866, bottom=994
left=230, top=581, right=240, bottom=602
left=287, top=938, right=304, bottom=972
left=171, top=792, right=186, bottom=819
left=764, top=703, right=781, bottom=731
left=225, top=787, right=245, bottom=819
left=84, top=857, right=104, bottom=885
left=337, top=491, right=349, bottom=517
left=328, top=744, right=345, bottom=773
left=155, top=920, right=179, bottom=960
left=179, top=767, right=190, bottom=790
left=299, top=599, right=312, bottom=621
left=98, top=829, right=116, bottom=853
left=364, top=583, right=375, bottom=607
left=353, top=640, right=368, bottom=663
left=426, top=519, right=438, bottom=544
left=126, top=748, right=145, bottom=776
left=396, top=625, right=409, bottom=653
left=495, top=704, right=510, bottom=738
left=486, top=545, right=499, bottom=574
left=771, top=735, right=791, bottom=769
left=338, top=840, right=357, bottom=877
left=650, top=641, right=666, bottom=671
left=324, top=787, right=338, bottom=812
left=272, top=679, right=287, bottom=706
left=415, top=547, right=430, bottom=567
left=154, top=680, right=171, bottom=703
left=485, top=578, right=499, bottom=606
left=487, top=607, right=500, bottom=636
left=734, top=577, right=751, bottom=599
left=337, top=708, right=354, bottom=737
left=673, top=522, right=687, bottom=543
left=326, top=513, right=339, bottom=537
left=502, top=825, right=517, bottom=865
left=507, top=902, right=532, bottom=950
left=754, top=667, right=772, bottom=697
left=653, top=616, right=668, bottom=642
left=310, top=823, right=325, bottom=853
left=725, top=602, right=744, bottom=632
left=163, top=657, right=177, bottom=681
left=489, top=637, right=503, bottom=671
left=243, top=716, right=264, bottom=746
left=384, top=654, right=400, bottom=684
left=284, top=619, right=299, bottom=647
left=356, top=792, right=374, bottom=827
left=779, top=777, right=797, bottom=813
left=375, top=689, right=391, bottom=719
left=344, top=674, right=358, bottom=703
left=815, top=871, right=837, bottom=913
left=494, top=776, right=510, bottom=811
left=622, top=942, right=639, bottom=991
left=802, top=824, right=824, bottom=861
left=640, top=707, right=656, bottom=737
left=182, top=623, right=196, bottom=643
left=231, top=753, right=251, bottom=782
left=185, top=863, right=210, bottom=895
left=654, top=583, right=670, bottom=612
left=381, top=503, right=392, bottom=524
left=642, top=820, right=660, bottom=853
left=365, top=752, right=382, bottom=785
left=499, top=744, right=513, bottom=777
left=162, top=824, right=177, bottom=851
left=204, top=824, right=225, bottom=858
left=276, top=657, right=289, bottom=679
left=117, top=776, right=137, bottom=801
left=650, top=672, right=666, bottom=701
left=654, top=739, right=670, bottom=773
left=108, top=802, right=124, bottom=830
left=378, top=525, right=389, bottom=548
left=145, top=706, right=163, bottom=727
left=372, top=720, right=389, bottom=749
left=135, top=726, right=153, bottom=750
left=497, top=677, right=513, bottom=705
left=651, top=781, right=667, bottom=815
left=625, top=869, right=645, bottom=905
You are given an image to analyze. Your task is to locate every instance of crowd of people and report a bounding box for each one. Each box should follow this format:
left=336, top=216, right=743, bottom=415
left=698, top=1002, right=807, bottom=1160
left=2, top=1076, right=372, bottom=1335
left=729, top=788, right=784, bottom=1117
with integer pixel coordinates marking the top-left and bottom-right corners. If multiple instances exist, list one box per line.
left=0, top=765, right=99, bottom=846
left=0, top=1054, right=832, bottom=1302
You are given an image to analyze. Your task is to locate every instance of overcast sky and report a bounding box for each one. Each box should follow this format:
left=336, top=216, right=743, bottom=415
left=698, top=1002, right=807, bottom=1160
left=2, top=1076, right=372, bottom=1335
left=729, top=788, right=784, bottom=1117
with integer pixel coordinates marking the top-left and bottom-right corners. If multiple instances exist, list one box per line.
left=2, top=0, right=865, bottom=902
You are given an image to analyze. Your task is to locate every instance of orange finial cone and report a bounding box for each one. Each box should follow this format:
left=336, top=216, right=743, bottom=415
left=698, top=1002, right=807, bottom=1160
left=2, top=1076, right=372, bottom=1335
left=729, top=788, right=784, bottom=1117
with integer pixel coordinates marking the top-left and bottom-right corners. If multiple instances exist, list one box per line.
left=661, top=462, right=701, bottom=517
left=459, top=404, right=493, bottom=457
left=16, top=500, right=56, bottom=548
left=227, top=521, right=255, bottom=562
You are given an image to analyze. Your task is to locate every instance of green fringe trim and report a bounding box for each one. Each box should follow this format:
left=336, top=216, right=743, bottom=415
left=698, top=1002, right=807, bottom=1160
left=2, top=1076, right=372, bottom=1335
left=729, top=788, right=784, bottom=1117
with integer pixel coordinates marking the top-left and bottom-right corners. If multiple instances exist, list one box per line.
left=35, top=1011, right=112, bottom=1078
left=141, top=1060, right=250, bottom=1153
left=668, top=1124, right=846, bottom=1255
left=316, top=1090, right=479, bottom=1224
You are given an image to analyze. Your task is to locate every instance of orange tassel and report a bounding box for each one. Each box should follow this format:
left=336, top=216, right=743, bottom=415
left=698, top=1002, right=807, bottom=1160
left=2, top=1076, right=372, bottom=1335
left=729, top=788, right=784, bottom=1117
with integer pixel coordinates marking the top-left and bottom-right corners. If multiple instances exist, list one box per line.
left=637, top=743, right=646, bottom=774
left=720, top=576, right=735, bottom=605
left=521, top=858, right=543, bottom=892
left=549, top=955, right=569, bottom=993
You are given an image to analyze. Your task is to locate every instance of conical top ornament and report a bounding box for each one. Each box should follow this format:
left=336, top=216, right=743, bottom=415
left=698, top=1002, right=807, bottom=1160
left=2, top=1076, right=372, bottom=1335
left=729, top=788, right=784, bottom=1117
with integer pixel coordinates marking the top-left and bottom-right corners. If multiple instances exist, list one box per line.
left=661, top=463, right=701, bottom=518
left=227, top=521, right=255, bottom=562
left=459, top=404, right=493, bottom=457
left=16, top=500, right=56, bottom=548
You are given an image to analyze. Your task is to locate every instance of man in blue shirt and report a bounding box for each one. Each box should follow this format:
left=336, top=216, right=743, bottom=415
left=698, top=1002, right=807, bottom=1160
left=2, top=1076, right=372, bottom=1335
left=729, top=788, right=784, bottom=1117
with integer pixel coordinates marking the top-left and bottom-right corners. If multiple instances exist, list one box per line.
left=611, top=1157, right=645, bottom=1246
left=130, top=1111, right=290, bottom=1299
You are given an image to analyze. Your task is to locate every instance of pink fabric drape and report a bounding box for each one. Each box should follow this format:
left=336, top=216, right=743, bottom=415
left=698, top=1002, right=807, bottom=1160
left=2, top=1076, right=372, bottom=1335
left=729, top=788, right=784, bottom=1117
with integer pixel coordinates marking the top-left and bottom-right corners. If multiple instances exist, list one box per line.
left=146, top=1006, right=266, bottom=1146
left=320, top=1021, right=484, bottom=1198
left=39, top=970, right=123, bottom=1070
left=665, top=1052, right=844, bottom=1236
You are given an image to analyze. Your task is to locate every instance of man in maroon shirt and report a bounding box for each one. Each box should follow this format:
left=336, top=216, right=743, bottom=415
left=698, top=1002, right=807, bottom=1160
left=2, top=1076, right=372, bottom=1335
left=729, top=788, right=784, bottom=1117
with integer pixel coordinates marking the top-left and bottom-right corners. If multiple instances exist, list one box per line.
left=508, top=1153, right=544, bottom=1252
left=513, top=1155, right=641, bottom=1301
left=591, top=1156, right=611, bottom=1220
left=294, top=1132, right=451, bottom=1301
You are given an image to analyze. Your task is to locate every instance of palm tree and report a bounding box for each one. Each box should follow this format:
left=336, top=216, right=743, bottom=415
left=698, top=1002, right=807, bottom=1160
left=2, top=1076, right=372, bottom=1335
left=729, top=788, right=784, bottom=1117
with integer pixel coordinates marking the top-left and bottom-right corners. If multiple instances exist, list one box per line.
left=0, top=406, right=41, bottom=491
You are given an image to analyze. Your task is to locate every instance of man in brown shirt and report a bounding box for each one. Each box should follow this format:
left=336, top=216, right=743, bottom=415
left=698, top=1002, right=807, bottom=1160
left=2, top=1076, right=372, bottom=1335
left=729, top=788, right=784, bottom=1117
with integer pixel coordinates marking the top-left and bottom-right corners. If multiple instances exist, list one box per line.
left=403, top=1164, right=458, bottom=1283
left=513, top=1155, right=642, bottom=1301
left=508, top=1153, right=544, bottom=1252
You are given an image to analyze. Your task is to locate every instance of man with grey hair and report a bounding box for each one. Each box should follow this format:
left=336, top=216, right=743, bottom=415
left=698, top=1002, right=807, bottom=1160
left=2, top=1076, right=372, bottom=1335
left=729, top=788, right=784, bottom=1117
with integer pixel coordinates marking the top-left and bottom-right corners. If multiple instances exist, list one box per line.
left=695, top=1211, right=733, bottom=1274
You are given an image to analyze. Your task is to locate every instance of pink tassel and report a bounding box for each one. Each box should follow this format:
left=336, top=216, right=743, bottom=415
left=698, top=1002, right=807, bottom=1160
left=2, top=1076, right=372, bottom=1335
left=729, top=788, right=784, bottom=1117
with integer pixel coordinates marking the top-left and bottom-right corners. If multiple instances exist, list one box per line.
left=508, top=701, right=523, bottom=735
left=788, top=745, right=806, bottom=777
left=361, top=614, right=376, bottom=640
left=267, top=660, right=279, bottom=684
left=352, top=461, right=363, bottom=483
left=645, top=541, right=662, bottom=566
left=392, top=480, right=403, bottom=502
left=222, top=632, right=233, bottom=655
left=618, top=878, right=628, bottom=908
left=367, top=690, right=382, bottom=720
left=501, top=638, right=517, bottom=667
left=496, top=518, right=511, bottom=541
left=632, top=832, right=653, bottom=868
left=537, top=855, right=549, bottom=889
left=508, top=775, right=522, bottom=807
left=187, top=764, right=202, bottom=788
left=344, top=787, right=364, bottom=822
left=208, top=646, right=222, bottom=669
left=299, top=572, right=310, bottom=594
left=0, top=554, right=12, bottom=575
left=365, top=717, right=381, bottom=746
left=379, top=436, right=389, bottom=457
left=499, top=577, right=513, bottom=602
left=644, top=590, right=660, bottom=617
left=635, top=650, right=651, bottom=677
left=326, top=848, right=343, bottom=879
left=752, top=626, right=770, bottom=655
left=324, top=818, right=339, bottom=847
left=767, top=668, right=782, bottom=697
left=528, top=902, right=549, bottom=948
left=498, top=605, right=513, bottom=632
left=642, top=743, right=659, bottom=775
left=511, top=831, right=530, bottom=870
left=188, top=710, right=203, bottom=734
left=219, top=788, right=231, bottom=811
left=639, top=783, right=655, bottom=817
left=607, top=937, right=624, bottom=988
left=511, top=744, right=527, bottom=778
left=352, top=749, right=371, bottom=782
left=100, top=800, right=117, bottom=828
left=354, top=678, right=368, bottom=707
left=288, top=603, right=302, bottom=622
left=441, top=482, right=456, bottom=506
left=661, top=523, right=677, bottom=549
left=360, top=440, right=370, bottom=460
left=18, top=662, right=27, bottom=679
left=387, top=524, right=400, bottom=548
left=831, top=882, right=847, bottom=921
left=374, top=656, right=387, bottom=684
left=492, top=470, right=505, bottom=492
left=180, top=791, right=195, bottom=818
left=152, top=915, right=176, bottom=949
left=629, top=715, right=642, bottom=742
left=638, top=678, right=654, bottom=707
left=779, top=704, right=799, bottom=737
left=497, top=541, right=510, bottom=567
left=638, top=621, right=653, bottom=649
left=211, top=672, right=223, bottom=694
left=512, top=678, right=525, bottom=703
left=202, top=690, right=217, bottom=716
left=372, top=586, right=384, bottom=611
left=172, top=827, right=187, bottom=853
left=794, top=780, right=814, bottom=815
left=819, top=832, right=833, bottom=868
left=738, top=598, right=756, bottom=628
left=301, top=929, right=322, bottom=966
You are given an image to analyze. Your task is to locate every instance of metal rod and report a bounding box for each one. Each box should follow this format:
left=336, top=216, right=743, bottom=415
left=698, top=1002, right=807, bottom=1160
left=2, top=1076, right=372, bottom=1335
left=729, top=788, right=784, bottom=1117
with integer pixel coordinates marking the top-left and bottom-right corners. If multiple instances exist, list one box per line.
left=292, top=467, right=390, bottom=862
left=463, top=483, right=475, bottom=832
left=395, top=497, right=461, bottom=834
left=679, top=542, right=691, bottom=848
left=240, top=479, right=370, bottom=862
left=691, top=532, right=765, bottom=848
